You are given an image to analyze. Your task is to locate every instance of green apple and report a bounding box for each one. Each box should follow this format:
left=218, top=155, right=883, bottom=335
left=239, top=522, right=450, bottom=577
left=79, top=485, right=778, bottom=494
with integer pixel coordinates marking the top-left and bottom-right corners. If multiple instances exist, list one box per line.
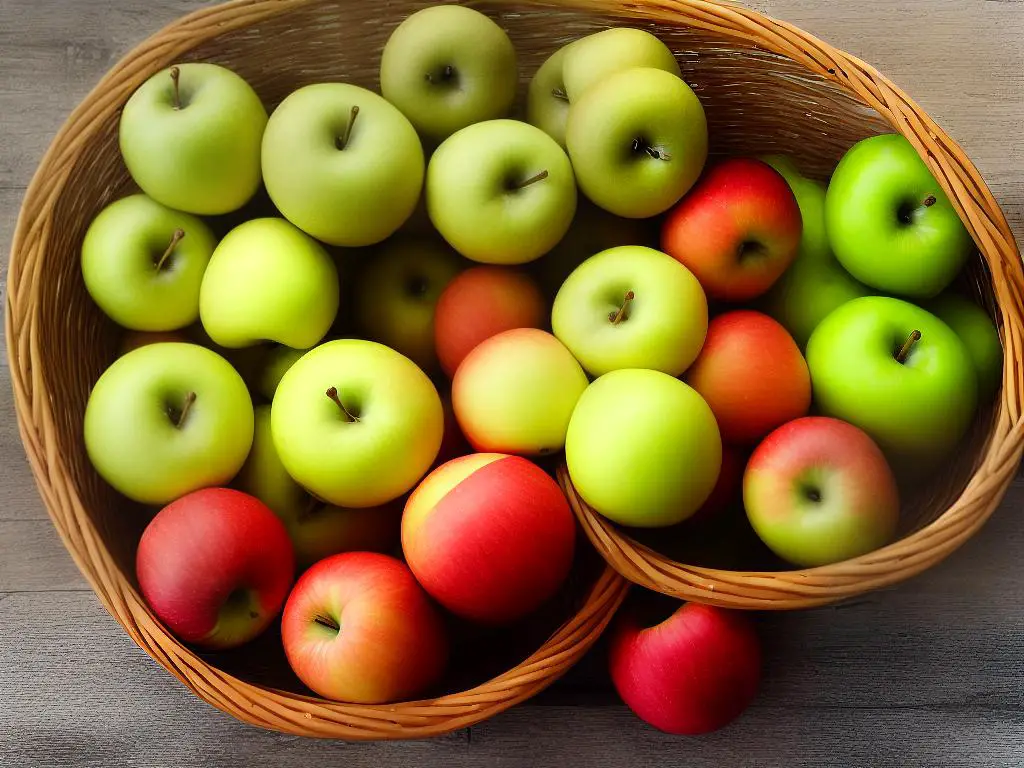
left=565, top=368, right=721, bottom=527
left=84, top=342, right=254, bottom=505
left=199, top=218, right=339, bottom=349
left=759, top=155, right=869, bottom=347
left=825, top=133, right=975, bottom=298
left=119, top=63, right=267, bottom=215
left=566, top=67, right=707, bottom=218
left=552, top=245, right=708, bottom=377
left=925, top=292, right=1003, bottom=401
left=527, top=44, right=574, bottom=148
left=81, top=194, right=217, bottom=331
left=257, top=345, right=308, bottom=401
left=271, top=339, right=443, bottom=507
left=380, top=5, right=517, bottom=143
left=427, top=119, right=577, bottom=264
left=355, top=237, right=464, bottom=371
left=562, top=28, right=680, bottom=101
left=806, top=296, right=978, bottom=466
left=262, top=83, right=424, bottom=247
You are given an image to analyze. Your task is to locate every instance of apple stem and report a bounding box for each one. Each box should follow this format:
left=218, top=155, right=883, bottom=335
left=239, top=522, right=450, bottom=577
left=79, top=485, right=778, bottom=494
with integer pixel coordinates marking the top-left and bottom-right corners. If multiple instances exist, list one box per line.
left=608, top=290, right=635, bottom=325
left=170, top=66, right=181, bottom=110
left=336, top=105, right=360, bottom=150
left=426, top=64, right=455, bottom=84
left=325, top=386, right=359, bottom=423
left=313, top=614, right=340, bottom=632
left=922, top=195, right=937, bottom=208
left=631, top=138, right=671, bottom=161
left=551, top=87, right=569, bottom=102
left=174, top=391, right=197, bottom=428
left=895, top=330, right=922, bottom=364
left=156, top=229, right=186, bottom=272
left=512, top=170, right=549, bottom=190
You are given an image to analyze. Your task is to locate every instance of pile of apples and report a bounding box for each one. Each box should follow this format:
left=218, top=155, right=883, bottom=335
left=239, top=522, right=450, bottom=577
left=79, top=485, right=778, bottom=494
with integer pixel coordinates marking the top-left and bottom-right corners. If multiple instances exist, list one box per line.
left=78, top=4, right=1001, bottom=735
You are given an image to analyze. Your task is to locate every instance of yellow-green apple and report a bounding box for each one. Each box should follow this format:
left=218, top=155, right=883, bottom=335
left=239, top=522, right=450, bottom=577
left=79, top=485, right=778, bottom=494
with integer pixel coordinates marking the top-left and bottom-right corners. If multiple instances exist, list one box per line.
left=758, top=155, right=869, bottom=347
left=119, top=63, right=267, bottom=215
left=82, top=195, right=217, bottom=331
left=199, top=218, right=339, bottom=349
left=566, top=369, right=721, bottom=527
left=452, top=329, right=588, bottom=455
left=84, top=343, right=254, bottom=505
left=355, top=237, right=464, bottom=371
left=562, top=28, right=680, bottom=101
left=744, top=416, right=900, bottom=567
left=272, top=339, right=444, bottom=507
left=402, top=453, right=576, bottom=624
left=380, top=5, right=517, bottom=143
left=552, top=245, right=708, bottom=377
left=527, top=44, right=574, bottom=148
left=262, top=83, right=423, bottom=247
left=566, top=67, right=707, bottom=219
left=136, top=488, right=294, bottom=650
left=806, top=296, right=978, bottom=466
left=825, top=133, right=975, bottom=298
left=686, top=311, right=810, bottom=445
left=119, top=329, right=191, bottom=356
left=281, top=552, right=447, bottom=703
left=925, top=292, right=1003, bottom=401
left=434, top=266, right=547, bottom=378
left=427, top=119, right=577, bottom=265
left=257, top=345, right=308, bottom=401
left=662, top=157, right=802, bottom=302
left=609, top=602, right=760, bottom=735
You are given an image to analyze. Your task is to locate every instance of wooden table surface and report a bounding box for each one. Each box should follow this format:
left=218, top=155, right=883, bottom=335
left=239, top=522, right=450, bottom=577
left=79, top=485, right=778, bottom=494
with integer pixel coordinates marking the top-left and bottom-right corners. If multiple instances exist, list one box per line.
left=2, top=1, right=1023, bottom=766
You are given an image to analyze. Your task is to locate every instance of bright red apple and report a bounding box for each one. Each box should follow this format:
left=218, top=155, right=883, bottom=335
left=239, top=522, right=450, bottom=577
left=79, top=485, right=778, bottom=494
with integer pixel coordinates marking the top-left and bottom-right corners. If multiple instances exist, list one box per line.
left=281, top=552, right=448, bottom=704
left=136, top=487, right=294, bottom=650
left=661, top=157, right=801, bottom=302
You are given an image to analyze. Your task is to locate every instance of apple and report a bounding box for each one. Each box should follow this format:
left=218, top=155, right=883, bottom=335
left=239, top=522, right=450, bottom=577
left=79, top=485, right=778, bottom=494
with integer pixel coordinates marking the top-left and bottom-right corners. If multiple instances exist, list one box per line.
left=686, top=311, right=811, bottom=445
left=744, top=416, right=900, bottom=567
left=199, top=218, right=339, bottom=349
left=563, top=27, right=680, bottom=101
left=136, top=488, right=294, bottom=650
left=402, top=453, right=576, bottom=624
left=380, top=5, right=517, bottom=143
left=281, top=552, right=447, bottom=703
left=434, top=266, right=547, bottom=378
left=552, top=245, right=708, bottom=377
left=119, top=329, right=191, bottom=356
left=526, top=44, right=574, bottom=148
left=825, top=133, right=975, bottom=298
left=806, top=296, right=978, bottom=466
left=84, top=342, right=254, bottom=505
left=566, top=369, right=721, bottom=527
left=566, top=67, right=707, bottom=219
left=609, top=602, right=761, bottom=735
left=689, top=445, right=745, bottom=525
left=119, top=63, right=267, bottom=215
left=257, top=345, right=308, bottom=401
left=427, top=119, right=577, bottom=265
left=262, top=83, right=424, bottom=247
left=925, top=292, right=1003, bottom=401
left=271, top=339, right=444, bottom=507
left=354, top=236, right=464, bottom=371
left=452, top=328, right=588, bottom=456
left=661, top=157, right=802, bottom=302
left=81, top=195, right=217, bottom=332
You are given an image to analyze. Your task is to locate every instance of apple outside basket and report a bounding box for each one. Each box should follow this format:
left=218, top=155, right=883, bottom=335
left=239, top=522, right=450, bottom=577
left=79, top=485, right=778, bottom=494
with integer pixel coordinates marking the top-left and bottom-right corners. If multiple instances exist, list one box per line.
left=6, top=0, right=1023, bottom=741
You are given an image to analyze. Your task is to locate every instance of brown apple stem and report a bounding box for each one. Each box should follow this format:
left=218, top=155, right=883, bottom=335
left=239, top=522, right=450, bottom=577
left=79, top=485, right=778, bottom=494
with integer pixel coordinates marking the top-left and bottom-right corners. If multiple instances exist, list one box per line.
left=156, top=229, right=186, bottom=272
left=313, top=614, right=340, bottom=632
left=608, top=290, right=635, bottom=325
left=922, top=195, right=937, bottom=208
left=170, top=66, right=181, bottom=110
left=325, top=386, right=358, bottom=422
left=175, top=391, right=197, bottom=428
left=895, top=330, right=922, bottom=364
left=551, top=87, right=569, bottom=102
left=645, top=146, right=671, bottom=161
left=336, top=105, right=360, bottom=150
left=513, top=170, right=549, bottom=190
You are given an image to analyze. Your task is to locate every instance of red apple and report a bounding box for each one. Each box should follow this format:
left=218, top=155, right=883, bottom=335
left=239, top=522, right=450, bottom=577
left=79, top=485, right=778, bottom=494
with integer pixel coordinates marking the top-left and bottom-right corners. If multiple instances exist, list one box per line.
left=688, top=445, right=745, bottom=524
left=136, top=488, right=294, bottom=650
left=661, top=157, right=801, bottom=302
left=434, top=266, right=547, bottom=378
left=281, top=552, right=447, bottom=703
left=744, top=416, right=900, bottom=566
left=402, top=453, right=576, bottom=625
left=687, top=310, right=811, bottom=445
left=610, top=602, right=761, bottom=735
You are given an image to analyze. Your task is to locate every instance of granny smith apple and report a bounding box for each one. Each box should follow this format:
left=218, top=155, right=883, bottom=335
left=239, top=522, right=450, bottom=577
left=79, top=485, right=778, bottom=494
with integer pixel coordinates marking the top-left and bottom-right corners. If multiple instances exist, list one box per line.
left=257, top=345, right=308, bottom=401
left=380, top=5, right=517, bottom=143
left=262, top=83, right=424, bottom=247
left=565, top=369, right=721, bottom=527
left=81, top=194, right=217, bottom=331
left=427, top=119, right=577, bottom=264
left=84, top=342, right=254, bottom=505
left=271, top=339, right=443, bottom=507
left=925, top=292, right=1003, bottom=401
left=825, top=134, right=975, bottom=298
left=552, top=245, right=708, bottom=377
left=527, top=44, right=574, bottom=148
left=566, top=67, right=707, bottom=218
left=119, top=63, right=267, bottom=215
left=199, top=218, right=339, bottom=349
left=806, top=296, right=978, bottom=466
left=562, top=28, right=680, bottom=101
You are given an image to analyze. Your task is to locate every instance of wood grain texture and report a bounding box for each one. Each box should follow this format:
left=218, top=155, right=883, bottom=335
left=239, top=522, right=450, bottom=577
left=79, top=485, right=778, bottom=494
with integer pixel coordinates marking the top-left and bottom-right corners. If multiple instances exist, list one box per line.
left=1, top=0, right=1022, bottom=765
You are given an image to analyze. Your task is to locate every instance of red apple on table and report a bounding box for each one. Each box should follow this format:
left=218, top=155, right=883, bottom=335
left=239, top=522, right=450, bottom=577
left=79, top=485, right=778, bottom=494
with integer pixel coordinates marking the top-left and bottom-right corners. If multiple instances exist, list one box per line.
left=661, top=157, right=801, bottom=302
left=609, top=602, right=761, bottom=735
left=281, top=552, right=447, bottom=703
left=136, top=488, right=294, bottom=650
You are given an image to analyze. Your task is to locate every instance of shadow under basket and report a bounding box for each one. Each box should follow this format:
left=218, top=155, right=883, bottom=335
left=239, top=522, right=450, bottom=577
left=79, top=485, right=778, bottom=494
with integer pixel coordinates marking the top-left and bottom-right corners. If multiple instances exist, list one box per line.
left=6, top=0, right=1024, bottom=740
